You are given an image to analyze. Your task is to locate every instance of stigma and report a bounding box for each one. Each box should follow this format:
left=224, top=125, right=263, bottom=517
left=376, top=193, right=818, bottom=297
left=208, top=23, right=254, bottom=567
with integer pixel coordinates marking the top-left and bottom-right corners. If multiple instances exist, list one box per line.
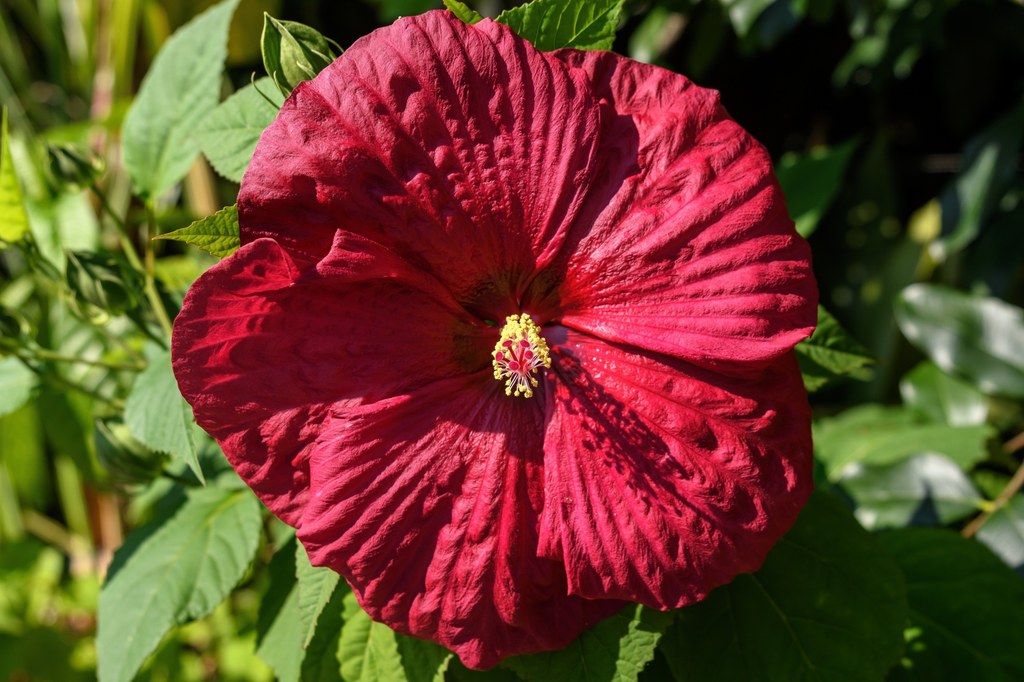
left=492, top=313, right=552, bottom=398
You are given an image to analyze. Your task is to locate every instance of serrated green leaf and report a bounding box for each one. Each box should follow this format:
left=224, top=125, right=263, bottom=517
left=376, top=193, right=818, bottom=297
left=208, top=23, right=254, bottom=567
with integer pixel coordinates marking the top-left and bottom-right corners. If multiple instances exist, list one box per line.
left=976, top=495, right=1024, bottom=575
left=497, top=0, right=624, bottom=51
left=838, top=453, right=982, bottom=530
left=930, top=106, right=1024, bottom=262
left=881, top=528, right=1024, bottom=681
left=296, top=542, right=341, bottom=648
left=776, top=138, right=858, bottom=237
left=899, top=361, right=989, bottom=426
left=122, top=0, right=240, bottom=198
left=262, top=14, right=338, bottom=95
left=795, top=305, right=874, bottom=392
left=97, top=487, right=262, bottom=682
left=506, top=604, right=671, bottom=682
left=339, top=591, right=406, bottom=682
left=301, top=581, right=349, bottom=682
left=663, top=491, right=907, bottom=682
left=196, top=79, right=284, bottom=183
left=123, top=345, right=203, bottom=482
left=813, top=404, right=994, bottom=479
left=156, top=204, right=240, bottom=259
left=444, top=0, right=484, bottom=24
left=895, top=284, right=1024, bottom=398
left=395, top=636, right=453, bottom=682
left=257, top=536, right=304, bottom=682
left=0, top=357, right=36, bottom=418
left=0, top=107, right=30, bottom=244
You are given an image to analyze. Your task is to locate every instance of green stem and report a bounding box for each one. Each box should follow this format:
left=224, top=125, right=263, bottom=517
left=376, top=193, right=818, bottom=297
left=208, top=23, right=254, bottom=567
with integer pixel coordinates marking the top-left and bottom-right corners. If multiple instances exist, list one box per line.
left=0, top=462, right=25, bottom=542
left=91, top=183, right=145, bottom=273
left=962, top=432, right=1024, bottom=538
left=16, top=355, right=123, bottom=410
left=143, top=203, right=174, bottom=339
left=30, top=347, right=145, bottom=371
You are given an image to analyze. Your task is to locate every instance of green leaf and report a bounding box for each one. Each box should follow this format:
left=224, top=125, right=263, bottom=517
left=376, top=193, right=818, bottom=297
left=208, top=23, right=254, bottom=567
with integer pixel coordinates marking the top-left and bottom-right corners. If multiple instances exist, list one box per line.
left=0, top=107, right=30, bottom=244
left=838, top=453, right=982, bottom=530
left=813, top=404, right=994, bottom=479
left=899, top=361, right=989, bottom=426
left=395, top=636, right=453, bottom=682
left=262, top=14, right=338, bottom=95
left=121, top=0, right=240, bottom=199
left=506, top=604, right=671, bottom=682
left=443, top=0, right=484, bottom=24
left=719, top=0, right=775, bottom=38
left=123, top=345, right=203, bottom=482
left=795, top=305, right=874, bottom=392
left=257, top=536, right=304, bottom=682
left=0, top=357, right=36, bottom=418
left=496, top=0, right=625, bottom=51
left=337, top=592, right=452, bottom=682
left=663, top=491, right=907, bottom=682
left=339, top=591, right=406, bottom=682
left=301, top=581, right=349, bottom=682
left=196, top=79, right=284, bottom=183
left=895, top=284, right=1024, bottom=398
left=155, top=204, right=240, bottom=259
left=976, top=495, right=1024, bottom=575
left=97, top=487, right=263, bottom=682
left=296, top=542, right=341, bottom=648
left=880, top=528, right=1024, bottom=681
left=776, top=138, right=858, bottom=237
left=930, top=106, right=1024, bottom=262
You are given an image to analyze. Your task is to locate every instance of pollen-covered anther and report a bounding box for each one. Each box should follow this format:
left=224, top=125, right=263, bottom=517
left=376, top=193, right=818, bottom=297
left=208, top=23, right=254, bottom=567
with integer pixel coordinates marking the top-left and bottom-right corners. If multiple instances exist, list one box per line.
left=492, top=313, right=552, bottom=398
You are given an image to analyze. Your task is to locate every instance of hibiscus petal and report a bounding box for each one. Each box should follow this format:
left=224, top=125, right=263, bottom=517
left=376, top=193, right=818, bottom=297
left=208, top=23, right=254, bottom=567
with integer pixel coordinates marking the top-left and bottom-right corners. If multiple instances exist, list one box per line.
left=240, top=12, right=611, bottom=317
left=171, top=237, right=487, bottom=523
left=297, top=378, right=624, bottom=668
left=531, top=51, right=817, bottom=372
left=539, top=328, right=812, bottom=608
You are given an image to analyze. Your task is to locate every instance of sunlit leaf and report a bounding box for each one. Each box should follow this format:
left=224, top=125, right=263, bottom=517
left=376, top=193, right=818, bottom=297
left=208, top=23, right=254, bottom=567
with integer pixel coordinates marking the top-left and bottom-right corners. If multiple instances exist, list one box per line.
left=795, top=305, right=874, bottom=392
left=339, top=591, right=405, bottom=682
left=839, top=453, right=982, bottom=530
left=257, top=536, right=304, bottom=682
left=0, top=357, right=36, bottom=418
left=776, top=138, right=859, bottom=237
left=663, top=491, right=907, bottom=682
left=97, top=487, right=263, bottom=682
left=296, top=542, right=341, bottom=649
left=121, top=0, right=240, bottom=198
left=301, top=582, right=348, bottom=682
left=881, top=529, right=1024, bottom=681
left=899, top=361, right=988, bottom=426
left=976, top=495, right=1024, bottom=576
left=196, top=79, right=284, bottom=183
left=895, top=284, right=1024, bottom=398
left=443, top=0, right=484, bottom=24
left=813, top=404, right=993, bottom=479
left=123, top=346, right=203, bottom=482
left=506, top=604, right=671, bottom=682
left=155, top=204, right=240, bottom=259
left=0, top=107, right=30, bottom=244
left=497, top=0, right=624, bottom=51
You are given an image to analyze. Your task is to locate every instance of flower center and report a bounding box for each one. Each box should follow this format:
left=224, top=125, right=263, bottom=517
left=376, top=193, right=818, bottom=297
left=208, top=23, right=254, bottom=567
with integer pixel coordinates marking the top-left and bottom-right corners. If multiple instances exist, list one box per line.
left=492, top=313, right=551, bottom=398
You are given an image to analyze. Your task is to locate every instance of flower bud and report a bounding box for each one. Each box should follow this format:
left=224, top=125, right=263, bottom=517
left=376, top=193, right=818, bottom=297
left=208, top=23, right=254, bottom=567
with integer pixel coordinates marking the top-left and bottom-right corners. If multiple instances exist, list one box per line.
left=46, top=143, right=104, bottom=188
left=65, top=250, right=140, bottom=318
left=94, top=419, right=167, bottom=485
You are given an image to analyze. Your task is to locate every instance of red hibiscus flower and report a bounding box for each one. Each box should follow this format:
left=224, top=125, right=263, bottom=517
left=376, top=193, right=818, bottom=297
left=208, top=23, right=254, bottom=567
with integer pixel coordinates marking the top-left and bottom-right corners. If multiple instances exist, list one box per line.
left=172, top=10, right=817, bottom=669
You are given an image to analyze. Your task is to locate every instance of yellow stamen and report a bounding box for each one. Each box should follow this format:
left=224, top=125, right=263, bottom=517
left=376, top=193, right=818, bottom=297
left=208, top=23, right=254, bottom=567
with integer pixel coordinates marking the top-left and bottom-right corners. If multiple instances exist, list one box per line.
left=491, top=313, right=551, bottom=398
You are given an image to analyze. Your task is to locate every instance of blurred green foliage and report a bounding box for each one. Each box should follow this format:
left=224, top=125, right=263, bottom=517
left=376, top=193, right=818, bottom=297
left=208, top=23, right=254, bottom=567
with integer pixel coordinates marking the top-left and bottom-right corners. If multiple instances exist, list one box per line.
left=0, top=0, right=1022, bottom=679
